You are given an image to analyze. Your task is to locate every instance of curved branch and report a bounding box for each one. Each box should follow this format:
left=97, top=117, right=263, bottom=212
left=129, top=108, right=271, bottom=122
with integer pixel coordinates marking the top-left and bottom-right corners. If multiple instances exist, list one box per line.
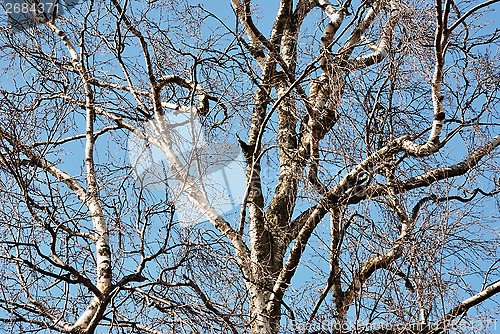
left=352, top=134, right=500, bottom=204
left=448, top=0, right=500, bottom=32
left=348, top=0, right=400, bottom=70
left=183, top=275, right=239, bottom=334
left=231, top=0, right=266, bottom=68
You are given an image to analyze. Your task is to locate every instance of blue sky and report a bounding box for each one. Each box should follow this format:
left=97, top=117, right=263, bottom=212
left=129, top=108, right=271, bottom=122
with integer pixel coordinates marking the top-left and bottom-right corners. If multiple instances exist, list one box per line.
left=0, top=0, right=499, bottom=332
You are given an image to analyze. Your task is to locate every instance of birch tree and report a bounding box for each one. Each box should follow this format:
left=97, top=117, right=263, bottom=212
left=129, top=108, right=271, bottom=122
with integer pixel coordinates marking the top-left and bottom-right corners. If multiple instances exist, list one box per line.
left=0, top=0, right=500, bottom=333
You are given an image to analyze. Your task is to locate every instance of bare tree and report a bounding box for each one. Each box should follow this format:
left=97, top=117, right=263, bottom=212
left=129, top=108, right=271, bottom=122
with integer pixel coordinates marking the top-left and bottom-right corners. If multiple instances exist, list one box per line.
left=0, top=0, right=500, bottom=333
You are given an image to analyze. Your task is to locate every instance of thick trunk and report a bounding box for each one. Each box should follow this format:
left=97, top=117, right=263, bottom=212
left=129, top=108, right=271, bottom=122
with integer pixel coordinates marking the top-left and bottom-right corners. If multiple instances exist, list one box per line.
left=249, top=304, right=273, bottom=334
left=249, top=287, right=281, bottom=334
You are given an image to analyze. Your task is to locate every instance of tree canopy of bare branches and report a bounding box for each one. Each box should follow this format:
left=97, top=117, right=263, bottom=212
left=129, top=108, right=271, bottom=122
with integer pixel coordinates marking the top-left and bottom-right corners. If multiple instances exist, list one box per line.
left=0, top=0, right=500, bottom=333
